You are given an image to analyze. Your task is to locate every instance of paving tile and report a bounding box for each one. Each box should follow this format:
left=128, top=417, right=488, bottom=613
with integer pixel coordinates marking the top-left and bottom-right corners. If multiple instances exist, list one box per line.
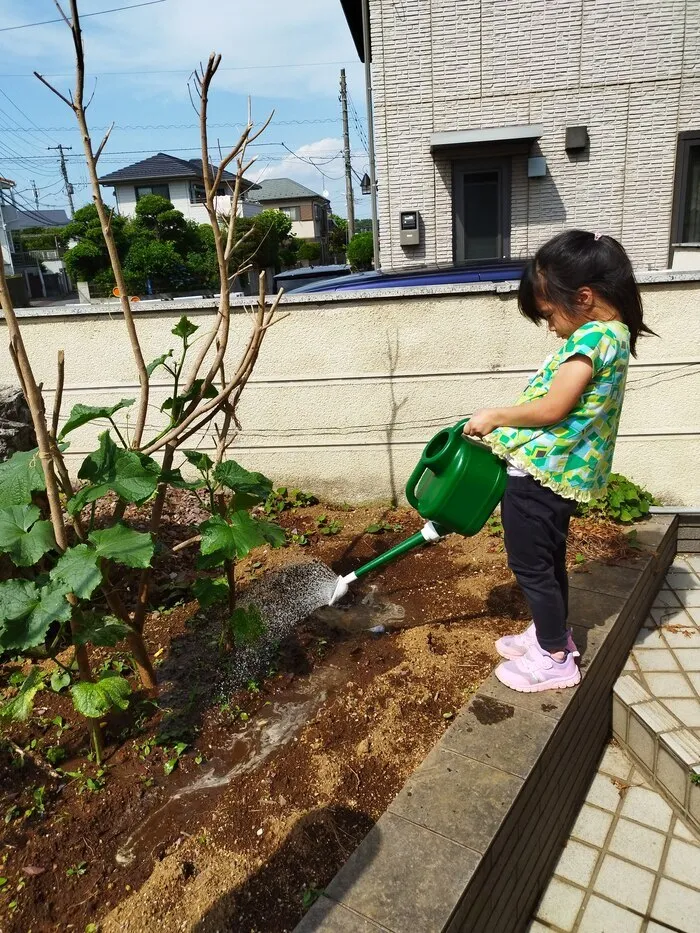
left=633, top=700, right=681, bottom=734
left=553, top=838, right=600, bottom=887
left=644, top=672, right=696, bottom=698
left=612, top=695, right=629, bottom=741
left=686, top=556, right=700, bottom=572
left=294, top=898, right=388, bottom=933
left=324, top=812, right=480, bottom=933
left=569, top=562, right=642, bottom=599
left=674, top=648, right=700, bottom=671
left=690, top=774, right=700, bottom=826
left=665, top=570, right=700, bottom=590
left=478, top=672, right=577, bottom=720
left=688, top=672, right=700, bottom=694
left=651, top=877, right=700, bottom=932
left=654, top=589, right=682, bottom=608
left=585, top=772, right=625, bottom=812
left=535, top=877, right=585, bottom=931
left=593, top=853, right=655, bottom=912
left=620, top=785, right=673, bottom=831
left=686, top=606, right=700, bottom=624
left=657, top=745, right=691, bottom=806
left=635, top=648, right=680, bottom=671
left=441, top=695, right=554, bottom=779
left=576, top=894, right=643, bottom=933
left=662, top=729, right=700, bottom=766
left=388, top=747, right=522, bottom=853
left=674, top=589, right=700, bottom=608
left=670, top=557, right=694, bottom=572
left=662, top=837, right=700, bottom=889
left=661, top=698, right=700, bottom=727
left=608, top=817, right=666, bottom=871
left=527, top=923, right=551, bottom=933
left=614, top=674, right=651, bottom=705
left=599, top=743, right=634, bottom=780
left=627, top=711, right=656, bottom=769
left=673, top=818, right=700, bottom=843
left=661, top=626, right=700, bottom=650
left=570, top=803, right=614, bottom=848
left=634, top=625, right=667, bottom=647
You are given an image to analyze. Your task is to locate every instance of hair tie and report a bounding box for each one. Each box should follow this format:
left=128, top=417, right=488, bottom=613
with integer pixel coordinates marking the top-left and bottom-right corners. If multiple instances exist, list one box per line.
left=594, top=231, right=603, bottom=241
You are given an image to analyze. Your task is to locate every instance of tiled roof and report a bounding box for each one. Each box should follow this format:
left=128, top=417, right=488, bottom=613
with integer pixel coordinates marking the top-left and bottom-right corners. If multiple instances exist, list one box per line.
left=2, top=206, right=70, bottom=229
left=247, top=177, right=326, bottom=202
left=98, top=152, right=254, bottom=187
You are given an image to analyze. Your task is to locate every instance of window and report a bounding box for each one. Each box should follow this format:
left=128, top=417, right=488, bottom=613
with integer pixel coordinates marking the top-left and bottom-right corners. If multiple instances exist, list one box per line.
left=671, top=132, right=700, bottom=244
left=135, top=184, right=170, bottom=201
left=280, top=205, right=301, bottom=221
left=189, top=183, right=227, bottom=203
left=453, top=159, right=511, bottom=262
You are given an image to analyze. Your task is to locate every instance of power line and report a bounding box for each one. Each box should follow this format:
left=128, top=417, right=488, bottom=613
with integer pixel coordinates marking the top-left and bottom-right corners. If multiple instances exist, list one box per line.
left=0, top=119, right=341, bottom=132
left=0, top=87, right=58, bottom=145
left=0, top=61, right=357, bottom=75
left=0, top=1, right=167, bottom=33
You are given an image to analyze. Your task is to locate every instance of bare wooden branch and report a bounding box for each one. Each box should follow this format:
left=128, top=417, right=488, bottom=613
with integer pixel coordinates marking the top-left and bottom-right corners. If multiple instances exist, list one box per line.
left=52, top=0, right=72, bottom=27
left=94, top=121, right=114, bottom=162
left=33, top=72, right=74, bottom=110
left=50, top=350, right=65, bottom=440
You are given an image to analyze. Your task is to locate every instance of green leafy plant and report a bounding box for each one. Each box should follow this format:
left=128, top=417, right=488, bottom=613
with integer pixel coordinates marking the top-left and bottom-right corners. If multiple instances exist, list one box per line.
left=163, top=742, right=188, bottom=776
left=66, top=861, right=88, bottom=878
left=346, top=231, right=374, bottom=271
left=316, top=514, right=343, bottom=536
left=365, top=520, right=403, bottom=534
left=184, top=454, right=285, bottom=650
left=263, top=486, right=317, bottom=515
left=577, top=473, right=656, bottom=523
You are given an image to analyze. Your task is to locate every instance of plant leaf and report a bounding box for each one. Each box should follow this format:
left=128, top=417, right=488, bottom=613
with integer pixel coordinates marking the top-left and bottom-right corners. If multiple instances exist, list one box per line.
left=0, top=667, right=46, bottom=721
left=253, top=518, right=287, bottom=549
left=182, top=449, right=213, bottom=474
left=146, top=351, right=173, bottom=377
left=73, top=613, right=132, bottom=647
left=88, top=523, right=154, bottom=569
left=71, top=674, right=132, bottom=718
left=230, top=604, right=266, bottom=647
left=0, top=448, right=46, bottom=506
left=0, top=505, right=56, bottom=566
left=199, top=515, right=236, bottom=561
left=59, top=399, right=134, bottom=440
left=192, top=576, right=228, bottom=609
left=0, top=579, right=72, bottom=651
left=50, top=670, right=71, bottom=693
left=50, top=545, right=103, bottom=599
left=72, top=432, right=160, bottom=509
left=214, top=460, right=272, bottom=505
left=172, top=316, right=198, bottom=339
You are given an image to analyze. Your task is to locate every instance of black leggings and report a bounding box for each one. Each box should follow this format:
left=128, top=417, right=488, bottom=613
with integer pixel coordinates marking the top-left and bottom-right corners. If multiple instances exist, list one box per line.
left=501, top=474, right=577, bottom=653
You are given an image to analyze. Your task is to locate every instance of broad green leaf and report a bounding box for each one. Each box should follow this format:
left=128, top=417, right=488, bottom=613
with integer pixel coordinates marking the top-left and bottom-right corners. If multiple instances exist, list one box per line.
left=172, top=316, right=198, bottom=340
left=77, top=431, right=119, bottom=483
left=73, top=613, right=131, bottom=647
left=146, top=351, right=173, bottom=377
left=50, top=670, right=71, bottom=693
left=50, top=545, right=102, bottom=599
left=254, top=518, right=286, bottom=549
left=71, top=432, right=160, bottom=510
left=88, top=523, right=154, bottom=569
left=66, top=482, right=112, bottom=516
left=228, top=511, right=280, bottom=558
left=111, top=451, right=160, bottom=502
left=214, top=460, right=272, bottom=506
left=199, top=515, right=236, bottom=561
left=71, top=674, right=132, bottom=718
left=0, top=448, right=46, bottom=507
left=192, top=576, right=228, bottom=609
left=182, top=449, right=213, bottom=474
left=0, top=579, right=72, bottom=651
left=161, top=380, right=217, bottom=417
left=160, top=467, right=202, bottom=491
left=0, top=505, right=56, bottom=566
left=0, top=667, right=46, bottom=721
left=59, top=398, right=134, bottom=440
left=230, top=604, right=265, bottom=648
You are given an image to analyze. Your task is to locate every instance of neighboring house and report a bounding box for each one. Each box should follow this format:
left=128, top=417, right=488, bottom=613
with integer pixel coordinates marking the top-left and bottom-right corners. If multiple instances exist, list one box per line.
left=2, top=205, right=71, bottom=299
left=340, top=1, right=700, bottom=271
left=98, top=153, right=262, bottom=224
left=247, top=178, right=331, bottom=255
left=0, top=177, right=16, bottom=276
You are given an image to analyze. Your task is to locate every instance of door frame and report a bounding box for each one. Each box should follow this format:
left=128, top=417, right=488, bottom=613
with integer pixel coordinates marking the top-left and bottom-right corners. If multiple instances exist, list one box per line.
left=453, top=157, right=512, bottom=264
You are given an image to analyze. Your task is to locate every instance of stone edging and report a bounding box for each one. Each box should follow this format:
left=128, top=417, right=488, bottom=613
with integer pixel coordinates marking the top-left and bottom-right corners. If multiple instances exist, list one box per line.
left=294, top=515, right=677, bottom=933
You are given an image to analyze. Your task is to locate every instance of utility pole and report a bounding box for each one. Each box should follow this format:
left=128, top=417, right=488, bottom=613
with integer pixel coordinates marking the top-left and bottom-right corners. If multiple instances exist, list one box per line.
left=340, top=68, right=355, bottom=241
left=31, top=180, right=39, bottom=210
left=48, top=144, right=75, bottom=217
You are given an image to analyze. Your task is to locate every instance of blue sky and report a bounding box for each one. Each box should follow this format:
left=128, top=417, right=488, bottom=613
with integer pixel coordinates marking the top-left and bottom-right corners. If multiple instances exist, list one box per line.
left=0, top=0, right=370, bottom=220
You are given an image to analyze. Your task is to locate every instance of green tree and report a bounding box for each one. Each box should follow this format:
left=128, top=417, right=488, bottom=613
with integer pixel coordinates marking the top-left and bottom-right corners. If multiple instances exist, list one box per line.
left=329, top=215, right=348, bottom=261
left=297, top=240, right=321, bottom=263
left=228, top=209, right=294, bottom=274
left=63, top=204, right=128, bottom=282
left=346, top=231, right=374, bottom=271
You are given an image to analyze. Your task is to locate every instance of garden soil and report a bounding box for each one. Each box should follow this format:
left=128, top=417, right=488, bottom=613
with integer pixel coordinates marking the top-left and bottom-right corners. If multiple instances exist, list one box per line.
left=0, top=494, right=637, bottom=932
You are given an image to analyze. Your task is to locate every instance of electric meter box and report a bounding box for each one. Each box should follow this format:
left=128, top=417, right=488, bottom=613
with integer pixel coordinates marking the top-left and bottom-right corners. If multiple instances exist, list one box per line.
left=399, top=210, right=421, bottom=246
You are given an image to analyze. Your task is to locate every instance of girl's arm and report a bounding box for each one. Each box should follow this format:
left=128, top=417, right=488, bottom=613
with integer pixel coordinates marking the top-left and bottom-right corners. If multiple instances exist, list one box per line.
left=464, top=356, right=593, bottom=437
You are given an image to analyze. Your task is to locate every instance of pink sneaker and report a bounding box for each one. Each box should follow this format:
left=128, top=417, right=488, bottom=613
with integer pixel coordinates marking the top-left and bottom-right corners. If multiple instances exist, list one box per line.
left=495, top=644, right=581, bottom=693
left=495, top=622, right=579, bottom=660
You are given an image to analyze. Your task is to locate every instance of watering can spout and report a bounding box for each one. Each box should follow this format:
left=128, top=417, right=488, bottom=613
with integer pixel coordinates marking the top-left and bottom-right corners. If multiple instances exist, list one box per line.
left=327, top=522, right=443, bottom=606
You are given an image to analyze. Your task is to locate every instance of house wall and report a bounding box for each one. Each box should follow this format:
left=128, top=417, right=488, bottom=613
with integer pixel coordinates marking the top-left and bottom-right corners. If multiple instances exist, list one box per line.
left=2, top=275, right=699, bottom=506
left=112, top=182, right=260, bottom=223
left=0, top=204, right=14, bottom=275
left=369, top=0, right=700, bottom=271
left=253, top=198, right=326, bottom=242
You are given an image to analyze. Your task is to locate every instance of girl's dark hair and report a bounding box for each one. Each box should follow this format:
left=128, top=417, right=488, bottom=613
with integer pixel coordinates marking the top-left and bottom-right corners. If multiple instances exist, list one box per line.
left=518, top=229, right=656, bottom=356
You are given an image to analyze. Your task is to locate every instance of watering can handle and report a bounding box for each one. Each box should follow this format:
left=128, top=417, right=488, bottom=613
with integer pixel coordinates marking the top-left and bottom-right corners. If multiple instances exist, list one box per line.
left=406, top=419, right=471, bottom=508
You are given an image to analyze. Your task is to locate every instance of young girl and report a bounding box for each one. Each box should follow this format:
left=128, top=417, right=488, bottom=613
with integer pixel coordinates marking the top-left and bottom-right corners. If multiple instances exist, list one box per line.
left=464, top=229, right=654, bottom=693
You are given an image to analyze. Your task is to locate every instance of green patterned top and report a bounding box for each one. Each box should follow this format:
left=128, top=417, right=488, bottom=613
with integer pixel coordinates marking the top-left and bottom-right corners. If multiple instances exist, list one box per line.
left=485, top=320, right=630, bottom=502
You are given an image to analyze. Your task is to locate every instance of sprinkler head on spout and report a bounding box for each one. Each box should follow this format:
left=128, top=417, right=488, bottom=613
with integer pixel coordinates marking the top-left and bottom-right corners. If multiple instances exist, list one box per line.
left=329, top=572, right=357, bottom=606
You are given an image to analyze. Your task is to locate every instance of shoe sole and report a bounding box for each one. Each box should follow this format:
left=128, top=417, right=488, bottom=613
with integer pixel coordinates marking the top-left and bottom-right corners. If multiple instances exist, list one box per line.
left=494, top=668, right=582, bottom=693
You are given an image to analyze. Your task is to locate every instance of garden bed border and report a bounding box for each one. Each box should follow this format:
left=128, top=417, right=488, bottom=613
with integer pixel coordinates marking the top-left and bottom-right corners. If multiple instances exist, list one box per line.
left=294, top=514, right=677, bottom=933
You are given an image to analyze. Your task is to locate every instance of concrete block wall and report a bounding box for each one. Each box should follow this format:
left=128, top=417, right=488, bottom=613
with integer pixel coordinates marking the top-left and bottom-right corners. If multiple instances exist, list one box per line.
left=369, top=0, right=700, bottom=271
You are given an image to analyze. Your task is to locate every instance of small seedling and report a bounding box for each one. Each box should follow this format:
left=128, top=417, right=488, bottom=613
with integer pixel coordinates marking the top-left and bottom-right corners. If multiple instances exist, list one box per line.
left=301, top=886, right=324, bottom=910
left=575, top=553, right=587, bottom=565
left=316, top=514, right=343, bottom=535
left=691, top=772, right=700, bottom=786
left=486, top=514, right=503, bottom=537
left=163, top=742, right=188, bottom=775
left=66, top=861, right=88, bottom=878
left=246, top=679, right=260, bottom=695
left=365, top=520, right=403, bottom=534
left=45, top=746, right=67, bottom=766
left=287, top=530, right=311, bottom=546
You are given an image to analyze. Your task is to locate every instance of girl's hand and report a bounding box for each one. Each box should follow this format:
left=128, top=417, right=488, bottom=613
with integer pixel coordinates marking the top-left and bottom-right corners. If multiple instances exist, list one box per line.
left=463, top=409, right=501, bottom=438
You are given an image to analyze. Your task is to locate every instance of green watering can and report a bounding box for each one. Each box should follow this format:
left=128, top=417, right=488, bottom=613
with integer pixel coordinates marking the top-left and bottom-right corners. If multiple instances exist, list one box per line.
left=328, top=420, right=507, bottom=604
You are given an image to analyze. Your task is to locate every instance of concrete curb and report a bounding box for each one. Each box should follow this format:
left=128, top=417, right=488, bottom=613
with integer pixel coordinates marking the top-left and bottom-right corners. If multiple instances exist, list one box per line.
left=294, top=515, right=677, bottom=933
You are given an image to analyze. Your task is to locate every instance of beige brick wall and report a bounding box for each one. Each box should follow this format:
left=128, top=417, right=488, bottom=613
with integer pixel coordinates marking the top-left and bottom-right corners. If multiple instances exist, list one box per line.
left=369, top=0, right=699, bottom=271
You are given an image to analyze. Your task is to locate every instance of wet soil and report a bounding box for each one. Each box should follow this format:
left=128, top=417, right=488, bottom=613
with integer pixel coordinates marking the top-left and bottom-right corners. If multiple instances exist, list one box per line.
left=0, top=494, right=637, bottom=933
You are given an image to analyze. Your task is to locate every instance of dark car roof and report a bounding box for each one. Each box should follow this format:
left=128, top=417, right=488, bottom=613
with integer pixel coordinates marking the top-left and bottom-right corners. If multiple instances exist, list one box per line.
left=286, top=262, right=526, bottom=294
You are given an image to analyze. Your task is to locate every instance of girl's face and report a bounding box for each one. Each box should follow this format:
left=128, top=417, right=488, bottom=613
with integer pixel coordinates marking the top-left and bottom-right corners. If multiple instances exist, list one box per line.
left=537, top=301, right=580, bottom=339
